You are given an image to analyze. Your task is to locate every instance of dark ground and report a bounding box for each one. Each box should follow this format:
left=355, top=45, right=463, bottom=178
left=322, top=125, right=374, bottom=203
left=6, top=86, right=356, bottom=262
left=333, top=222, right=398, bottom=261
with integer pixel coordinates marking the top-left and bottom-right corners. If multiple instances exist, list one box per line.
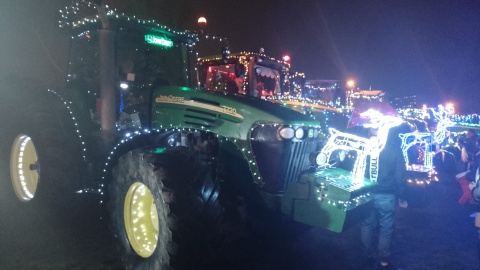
left=0, top=171, right=479, bottom=270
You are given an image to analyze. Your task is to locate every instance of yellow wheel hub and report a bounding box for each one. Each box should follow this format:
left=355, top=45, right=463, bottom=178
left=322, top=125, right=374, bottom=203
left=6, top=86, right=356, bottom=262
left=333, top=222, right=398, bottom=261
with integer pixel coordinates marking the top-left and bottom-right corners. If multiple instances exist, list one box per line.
left=124, top=182, right=159, bottom=258
left=10, top=134, right=39, bottom=202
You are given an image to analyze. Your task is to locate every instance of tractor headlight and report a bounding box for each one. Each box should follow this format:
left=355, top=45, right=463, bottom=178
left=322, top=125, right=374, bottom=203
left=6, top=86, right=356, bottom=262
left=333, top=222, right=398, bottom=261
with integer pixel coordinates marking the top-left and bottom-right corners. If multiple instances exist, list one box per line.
left=294, top=128, right=305, bottom=139
left=316, top=152, right=328, bottom=166
left=278, top=127, right=295, bottom=140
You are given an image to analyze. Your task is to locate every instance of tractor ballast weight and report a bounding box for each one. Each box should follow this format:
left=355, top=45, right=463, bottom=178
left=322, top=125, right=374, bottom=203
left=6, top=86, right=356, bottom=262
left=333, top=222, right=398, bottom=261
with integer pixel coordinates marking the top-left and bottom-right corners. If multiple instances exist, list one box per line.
left=283, top=168, right=376, bottom=232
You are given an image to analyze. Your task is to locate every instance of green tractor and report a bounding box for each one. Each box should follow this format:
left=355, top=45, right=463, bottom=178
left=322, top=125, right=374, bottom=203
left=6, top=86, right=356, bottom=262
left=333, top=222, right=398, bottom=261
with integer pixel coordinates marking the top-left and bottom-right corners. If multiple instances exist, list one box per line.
left=0, top=3, right=377, bottom=269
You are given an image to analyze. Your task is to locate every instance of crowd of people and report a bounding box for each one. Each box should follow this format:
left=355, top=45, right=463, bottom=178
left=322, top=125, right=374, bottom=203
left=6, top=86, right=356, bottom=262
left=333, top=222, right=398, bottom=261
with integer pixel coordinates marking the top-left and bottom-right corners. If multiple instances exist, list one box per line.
left=462, top=129, right=480, bottom=270
left=359, top=124, right=480, bottom=269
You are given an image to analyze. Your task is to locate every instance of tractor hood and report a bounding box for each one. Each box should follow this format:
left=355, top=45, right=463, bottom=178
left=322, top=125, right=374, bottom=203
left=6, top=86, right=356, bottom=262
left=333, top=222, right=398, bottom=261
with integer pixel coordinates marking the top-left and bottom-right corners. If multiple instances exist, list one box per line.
left=152, top=86, right=319, bottom=140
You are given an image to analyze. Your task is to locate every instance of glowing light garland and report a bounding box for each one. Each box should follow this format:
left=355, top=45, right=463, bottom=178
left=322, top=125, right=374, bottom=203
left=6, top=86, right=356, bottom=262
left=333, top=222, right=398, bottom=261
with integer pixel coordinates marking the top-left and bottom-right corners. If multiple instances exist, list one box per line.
left=398, top=104, right=478, bottom=128
left=304, top=81, right=345, bottom=108
left=451, top=114, right=480, bottom=126
left=47, top=89, right=88, bottom=161
left=315, top=183, right=373, bottom=210
left=58, top=1, right=196, bottom=39
left=267, top=95, right=344, bottom=114
left=197, top=51, right=290, bottom=67
left=288, top=72, right=305, bottom=97
left=99, top=122, right=323, bottom=203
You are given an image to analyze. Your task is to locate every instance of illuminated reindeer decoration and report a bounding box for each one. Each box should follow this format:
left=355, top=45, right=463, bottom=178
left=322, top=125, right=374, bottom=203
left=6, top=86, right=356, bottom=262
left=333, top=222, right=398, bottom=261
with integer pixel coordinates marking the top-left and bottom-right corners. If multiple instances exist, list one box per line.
left=399, top=107, right=454, bottom=172
left=431, top=107, right=455, bottom=144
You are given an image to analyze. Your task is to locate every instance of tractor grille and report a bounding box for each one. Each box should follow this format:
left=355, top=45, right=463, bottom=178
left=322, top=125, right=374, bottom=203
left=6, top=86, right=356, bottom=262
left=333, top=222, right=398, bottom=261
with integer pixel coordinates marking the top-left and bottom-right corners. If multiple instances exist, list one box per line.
left=183, top=108, right=216, bottom=127
left=251, top=125, right=319, bottom=194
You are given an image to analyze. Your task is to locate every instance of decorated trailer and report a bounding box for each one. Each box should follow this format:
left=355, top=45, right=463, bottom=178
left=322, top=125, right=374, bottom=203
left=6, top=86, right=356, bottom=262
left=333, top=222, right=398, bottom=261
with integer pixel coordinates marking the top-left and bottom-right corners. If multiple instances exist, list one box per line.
left=197, top=50, right=348, bottom=136
left=0, top=3, right=380, bottom=269
left=197, top=49, right=292, bottom=99
left=394, top=107, right=456, bottom=206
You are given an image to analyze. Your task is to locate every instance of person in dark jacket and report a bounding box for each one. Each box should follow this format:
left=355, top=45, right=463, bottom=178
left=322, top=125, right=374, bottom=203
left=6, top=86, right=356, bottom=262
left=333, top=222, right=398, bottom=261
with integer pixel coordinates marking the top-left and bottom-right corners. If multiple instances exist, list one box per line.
left=361, top=124, right=409, bottom=270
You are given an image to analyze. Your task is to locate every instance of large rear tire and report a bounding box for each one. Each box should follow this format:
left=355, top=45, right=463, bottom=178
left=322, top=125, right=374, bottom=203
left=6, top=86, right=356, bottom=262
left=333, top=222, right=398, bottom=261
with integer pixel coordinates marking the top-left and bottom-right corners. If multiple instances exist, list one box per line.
left=0, top=84, right=86, bottom=216
left=0, top=82, right=96, bottom=267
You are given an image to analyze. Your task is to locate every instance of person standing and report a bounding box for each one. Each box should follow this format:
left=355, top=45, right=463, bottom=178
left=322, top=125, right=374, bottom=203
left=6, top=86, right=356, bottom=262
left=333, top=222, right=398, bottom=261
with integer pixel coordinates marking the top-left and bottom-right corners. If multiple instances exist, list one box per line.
left=468, top=157, right=480, bottom=269
left=460, top=129, right=479, bottom=170
left=458, top=129, right=479, bottom=205
left=361, top=124, right=409, bottom=270
left=465, top=129, right=479, bottom=157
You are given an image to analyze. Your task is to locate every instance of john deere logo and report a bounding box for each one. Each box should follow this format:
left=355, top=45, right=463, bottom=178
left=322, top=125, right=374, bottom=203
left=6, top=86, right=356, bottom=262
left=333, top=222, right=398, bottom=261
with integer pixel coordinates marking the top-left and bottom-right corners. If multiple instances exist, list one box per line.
left=156, top=95, right=184, bottom=104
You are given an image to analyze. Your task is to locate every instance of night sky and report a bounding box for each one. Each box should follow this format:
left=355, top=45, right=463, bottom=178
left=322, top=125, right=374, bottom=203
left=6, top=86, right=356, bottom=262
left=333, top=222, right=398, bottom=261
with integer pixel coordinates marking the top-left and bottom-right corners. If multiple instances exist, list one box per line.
left=2, top=0, right=479, bottom=113
left=194, top=0, right=480, bottom=113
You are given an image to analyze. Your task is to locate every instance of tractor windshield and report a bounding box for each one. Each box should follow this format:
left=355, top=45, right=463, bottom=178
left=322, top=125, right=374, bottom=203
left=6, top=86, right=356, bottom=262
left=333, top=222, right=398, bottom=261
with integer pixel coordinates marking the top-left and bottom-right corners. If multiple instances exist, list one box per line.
left=117, top=31, right=193, bottom=89
left=202, top=62, right=283, bottom=97
left=69, top=30, right=192, bottom=93
left=204, top=64, right=242, bottom=94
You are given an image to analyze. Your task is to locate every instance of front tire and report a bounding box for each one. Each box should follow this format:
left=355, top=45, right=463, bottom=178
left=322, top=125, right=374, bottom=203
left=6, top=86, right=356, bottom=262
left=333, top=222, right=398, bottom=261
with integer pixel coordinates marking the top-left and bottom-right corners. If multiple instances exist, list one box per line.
left=109, top=145, right=236, bottom=269
left=109, top=150, right=171, bottom=269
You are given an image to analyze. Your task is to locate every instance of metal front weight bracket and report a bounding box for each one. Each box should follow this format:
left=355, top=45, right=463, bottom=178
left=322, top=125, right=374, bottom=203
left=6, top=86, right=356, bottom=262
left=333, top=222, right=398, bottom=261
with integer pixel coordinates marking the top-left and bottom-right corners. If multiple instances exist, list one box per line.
left=282, top=168, right=377, bottom=233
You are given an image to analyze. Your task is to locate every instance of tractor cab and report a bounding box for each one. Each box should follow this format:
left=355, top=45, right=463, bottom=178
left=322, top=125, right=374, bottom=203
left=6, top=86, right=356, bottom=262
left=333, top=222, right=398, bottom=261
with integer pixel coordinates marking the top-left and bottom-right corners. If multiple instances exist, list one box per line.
left=66, top=15, right=197, bottom=133
left=197, top=51, right=290, bottom=98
